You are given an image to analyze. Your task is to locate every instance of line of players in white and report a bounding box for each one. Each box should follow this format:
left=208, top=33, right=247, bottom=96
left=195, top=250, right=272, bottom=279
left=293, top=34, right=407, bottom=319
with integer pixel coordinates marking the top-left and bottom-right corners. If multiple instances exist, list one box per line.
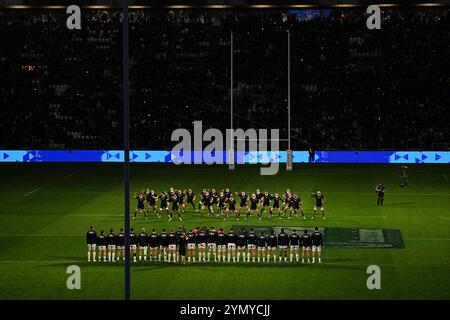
left=86, top=226, right=324, bottom=264
left=134, top=187, right=326, bottom=221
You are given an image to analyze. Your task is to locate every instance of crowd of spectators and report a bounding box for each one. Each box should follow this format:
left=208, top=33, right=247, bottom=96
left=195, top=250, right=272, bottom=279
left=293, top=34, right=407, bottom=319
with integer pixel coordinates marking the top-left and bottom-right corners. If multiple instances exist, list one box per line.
left=1, top=8, right=448, bottom=150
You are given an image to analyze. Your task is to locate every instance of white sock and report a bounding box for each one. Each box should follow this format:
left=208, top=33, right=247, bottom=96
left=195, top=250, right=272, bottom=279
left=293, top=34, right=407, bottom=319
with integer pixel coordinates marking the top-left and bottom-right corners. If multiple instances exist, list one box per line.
left=93, top=252, right=96, bottom=261
left=108, top=252, right=111, bottom=261
left=88, top=252, right=91, bottom=261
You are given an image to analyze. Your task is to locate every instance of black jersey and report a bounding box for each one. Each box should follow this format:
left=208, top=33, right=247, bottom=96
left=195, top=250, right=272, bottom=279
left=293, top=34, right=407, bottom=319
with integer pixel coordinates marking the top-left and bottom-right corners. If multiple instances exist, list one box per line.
left=292, top=197, right=300, bottom=209
left=258, top=235, right=267, bottom=247
left=97, top=234, right=107, bottom=246
left=167, top=232, right=177, bottom=245
left=311, top=231, right=323, bottom=246
left=272, top=196, right=281, bottom=208
left=130, top=232, right=137, bottom=245
left=255, top=192, right=264, bottom=200
left=148, top=232, right=159, bottom=248
left=107, top=232, right=116, bottom=246
left=211, top=191, right=219, bottom=203
left=227, top=231, right=237, bottom=244
left=313, top=194, right=325, bottom=207
left=239, top=194, right=248, bottom=206
left=187, top=232, right=196, bottom=244
left=146, top=192, right=156, bottom=205
left=203, top=195, right=212, bottom=206
left=116, top=232, right=125, bottom=246
left=197, top=230, right=207, bottom=244
left=224, top=190, right=232, bottom=199
left=177, top=191, right=184, bottom=204
left=238, top=232, right=247, bottom=247
left=262, top=194, right=271, bottom=206
left=171, top=196, right=179, bottom=210
left=247, top=232, right=257, bottom=245
left=159, top=232, right=168, bottom=246
left=187, top=191, right=195, bottom=203
left=283, top=192, right=291, bottom=203
left=159, top=194, right=168, bottom=207
left=267, top=234, right=277, bottom=247
left=287, top=197, right=294, bottom=207
left=301, top=234, right=312, bottom=247
left=218, top=195, right=226, bottom=207
left=277, top=232, right=289, bottom=246
left=138, top=232, right=148, bottom=246
left=376, top=185, right=385, bottom=197
left=86, top=230, right=97, bottom=244
left=228, top=199, right=237, bottom=210
left=289, top=233, right=300, bottom=246
left=217, top=232, right=227, bottom=245
left=207, top=230, right=217, bottom=244
left=136, top=196, right=145, bottom=209
left=249, top=197, right=259, bottom=210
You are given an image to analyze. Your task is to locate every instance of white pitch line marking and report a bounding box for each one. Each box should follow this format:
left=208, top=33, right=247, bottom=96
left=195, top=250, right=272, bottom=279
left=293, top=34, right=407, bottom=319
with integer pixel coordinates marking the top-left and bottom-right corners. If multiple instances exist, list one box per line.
left=442, top=174, right=449, bottom=182
left=0, top=260, right=77, bottom=264
left=404, top=237, right=450, bottom=241
left=23, top=188, right=40, bottom=197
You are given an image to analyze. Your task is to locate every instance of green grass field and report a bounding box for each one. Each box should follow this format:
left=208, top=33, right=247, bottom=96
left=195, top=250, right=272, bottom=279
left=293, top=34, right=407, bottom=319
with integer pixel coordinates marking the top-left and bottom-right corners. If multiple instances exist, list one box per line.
left=0, top=163, right=448, bottom=300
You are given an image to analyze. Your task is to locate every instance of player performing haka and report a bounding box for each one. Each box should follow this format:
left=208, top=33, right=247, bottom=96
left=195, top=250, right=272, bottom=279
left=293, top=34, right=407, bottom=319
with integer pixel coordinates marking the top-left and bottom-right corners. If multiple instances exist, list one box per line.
left=218, top=191, right=227, bottom=216
left=247, top=194, right=260, bottom=220
left=133, top=192, right=147, bottom=220
left=200, top=191, right=214, bottom=217
left=236, top=191, right=248, bottom=215
left=145, top=189, right=158, bottom=215
left=186, top=189, right=196, bottom=211
left=158, top=192, right=169, bottom=218
left=176, top=189, right=186, bottom=214
left=311, top=227, right=323, bottom=263
left=272, top=193, right=283, bottom=219
left=259, top=191, right=273, bottom=219
left=225, top=196, right=239, bottom=221
left=311, top=191, right=326, bottom=220
left=281, top=189, right=292, bottom=214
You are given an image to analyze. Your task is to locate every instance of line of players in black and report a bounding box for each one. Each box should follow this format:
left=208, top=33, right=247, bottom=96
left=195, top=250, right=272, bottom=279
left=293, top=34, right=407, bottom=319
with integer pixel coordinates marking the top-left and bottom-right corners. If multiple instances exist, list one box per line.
left=86, top=226, right=323, bottom=264
left=134, top=188, right=326, bottom=221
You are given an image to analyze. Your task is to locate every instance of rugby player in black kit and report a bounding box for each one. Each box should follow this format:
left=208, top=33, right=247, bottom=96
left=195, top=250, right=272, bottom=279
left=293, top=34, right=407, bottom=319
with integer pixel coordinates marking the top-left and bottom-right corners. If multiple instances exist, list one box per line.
left=207, top=227, right=217, bottom=262
left=187, top=229, right=196, bottom=262
left=159, top=229, right=168, bottom=262
left=197, top=227, right=207, bottom=262
left=86, top=226, right=97, bottom=262
left=289, top=229, right=300, bottom=263
left=130, top=228, right=138, bottom=262
left=311, top=227, right=323, bottom=263
left=301, top=230, right=312, bottom=263
left=107, top=228, right=116, bottom=262
left=237, top=228, right=247, bottom=262
left=267, top=230, right=277, bottom=262
left=227, top=228, right=237, bottom=262
left=133, top=192, right=147, bottom=220
left=277, top=228, right=289, bottom=262
left=148, top=229, right=160, bottom=262
left=312, top=191, right=326, bottom=220
left=217, top=229, right=227, bottom=262
left=138, top=228, right=148, bottom=262
left=116, top=228, right=125, bottom=262
left=97, top=230, right=107, bottom=262
left=257, top=232, right=267, bottom=263
left=167, top=229, right=178, bottom=263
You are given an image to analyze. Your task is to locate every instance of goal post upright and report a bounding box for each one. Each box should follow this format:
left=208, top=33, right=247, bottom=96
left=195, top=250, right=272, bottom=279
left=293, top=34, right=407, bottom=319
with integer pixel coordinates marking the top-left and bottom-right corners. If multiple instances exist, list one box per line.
left=229, top=29, right=235, bottom=170
left=286, top=29, right=293, bottom=171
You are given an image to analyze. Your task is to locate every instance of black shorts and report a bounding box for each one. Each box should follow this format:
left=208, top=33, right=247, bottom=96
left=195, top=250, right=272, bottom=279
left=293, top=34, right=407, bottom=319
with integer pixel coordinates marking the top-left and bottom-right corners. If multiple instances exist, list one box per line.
left=240, top=202, right=247, bottom=207
left=273, top=203, right=280, bottom=208
left=263, top=202, right=270, bottom=207
left=138, top=203, right=144, bottom=210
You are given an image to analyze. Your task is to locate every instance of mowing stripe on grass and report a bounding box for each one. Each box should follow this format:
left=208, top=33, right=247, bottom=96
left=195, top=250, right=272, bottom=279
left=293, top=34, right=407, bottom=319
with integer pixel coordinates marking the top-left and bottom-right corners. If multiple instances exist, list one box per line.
left=23, top=188, right=40, bottom=197
left=443, top=174, right=449, bottom=182
left=63, top=172, right=77, bottom=180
